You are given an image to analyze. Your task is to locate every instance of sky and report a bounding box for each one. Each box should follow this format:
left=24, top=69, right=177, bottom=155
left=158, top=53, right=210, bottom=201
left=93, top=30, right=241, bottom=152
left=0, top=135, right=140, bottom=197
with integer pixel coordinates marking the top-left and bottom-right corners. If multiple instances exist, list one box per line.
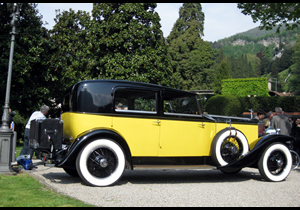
left=36, top=3, right=261, bottom=42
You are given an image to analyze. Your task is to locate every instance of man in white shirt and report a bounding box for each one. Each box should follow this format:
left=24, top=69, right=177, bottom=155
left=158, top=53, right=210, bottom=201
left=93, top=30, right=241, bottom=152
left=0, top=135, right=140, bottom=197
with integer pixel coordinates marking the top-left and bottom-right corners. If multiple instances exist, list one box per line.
left=19, top=105, right=49, bottom=158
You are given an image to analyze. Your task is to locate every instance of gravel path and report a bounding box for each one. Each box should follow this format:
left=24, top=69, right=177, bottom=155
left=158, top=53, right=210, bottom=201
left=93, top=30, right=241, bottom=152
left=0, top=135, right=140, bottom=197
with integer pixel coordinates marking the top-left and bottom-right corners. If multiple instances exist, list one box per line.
left=25, top=160, right=300, bottom=207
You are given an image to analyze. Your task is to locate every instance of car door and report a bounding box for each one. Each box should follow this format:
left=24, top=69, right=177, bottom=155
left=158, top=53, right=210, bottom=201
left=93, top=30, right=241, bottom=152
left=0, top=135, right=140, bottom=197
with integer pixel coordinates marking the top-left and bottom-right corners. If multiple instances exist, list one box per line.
left=112, top=87, right=160, bottom=157
left=158, top=91, right=215, bottom=157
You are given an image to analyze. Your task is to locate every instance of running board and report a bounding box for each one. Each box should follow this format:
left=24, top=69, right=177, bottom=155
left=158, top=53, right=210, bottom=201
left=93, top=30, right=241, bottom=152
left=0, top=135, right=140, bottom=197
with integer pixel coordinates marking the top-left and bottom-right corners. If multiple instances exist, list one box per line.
left=132, top=165, right=217, bottom=170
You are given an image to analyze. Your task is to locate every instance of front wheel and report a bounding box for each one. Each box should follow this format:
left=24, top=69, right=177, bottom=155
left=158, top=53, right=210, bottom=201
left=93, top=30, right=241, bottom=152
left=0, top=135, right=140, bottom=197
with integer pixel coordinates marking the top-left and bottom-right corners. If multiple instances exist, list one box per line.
left=258, top=143, right=292, bottom=182
left=76, top=139, right=126, bottom=187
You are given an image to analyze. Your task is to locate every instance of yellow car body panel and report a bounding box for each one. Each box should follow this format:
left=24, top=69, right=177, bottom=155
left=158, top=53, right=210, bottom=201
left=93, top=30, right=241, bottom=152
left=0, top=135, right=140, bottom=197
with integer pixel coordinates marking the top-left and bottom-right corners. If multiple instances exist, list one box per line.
left=62, top=112, right=113, bottom=143
left=112, top=116, right=160, bottom=156
left=215, top=123, right=260, bottom=151
left=62, top=112, right=259, bottom=157
left=158, top=119, right=215, bottom=156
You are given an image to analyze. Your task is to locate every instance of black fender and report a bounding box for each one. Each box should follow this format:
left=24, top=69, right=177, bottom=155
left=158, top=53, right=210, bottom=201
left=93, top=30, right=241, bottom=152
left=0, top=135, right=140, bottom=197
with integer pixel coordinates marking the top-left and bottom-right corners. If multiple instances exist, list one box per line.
left=56, top=129, right=132, bottom=169
left=217, top=134, right=296, bottom=173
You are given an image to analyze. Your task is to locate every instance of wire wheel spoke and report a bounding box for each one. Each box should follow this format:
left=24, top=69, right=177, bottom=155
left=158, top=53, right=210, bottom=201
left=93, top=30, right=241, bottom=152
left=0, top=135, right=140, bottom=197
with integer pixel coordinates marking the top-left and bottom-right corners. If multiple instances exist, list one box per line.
left=221, top=138, right=243, bottom=164
left=267, top=150, right=286, bottom=175
left=87, top=148, right=118, bottom=178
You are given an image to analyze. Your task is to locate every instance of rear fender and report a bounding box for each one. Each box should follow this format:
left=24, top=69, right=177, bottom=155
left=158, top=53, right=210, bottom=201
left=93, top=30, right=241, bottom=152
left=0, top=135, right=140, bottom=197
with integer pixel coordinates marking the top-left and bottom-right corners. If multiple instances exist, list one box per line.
left=56, top=129, right=132, bottom=169
left=218, top=134, right=296, bottom=172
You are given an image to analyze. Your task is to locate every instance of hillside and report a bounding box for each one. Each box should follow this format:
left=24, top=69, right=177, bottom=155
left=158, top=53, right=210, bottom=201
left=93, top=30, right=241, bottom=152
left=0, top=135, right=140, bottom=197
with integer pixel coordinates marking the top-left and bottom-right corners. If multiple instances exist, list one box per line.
left=209, top=25, right=300, bottom=58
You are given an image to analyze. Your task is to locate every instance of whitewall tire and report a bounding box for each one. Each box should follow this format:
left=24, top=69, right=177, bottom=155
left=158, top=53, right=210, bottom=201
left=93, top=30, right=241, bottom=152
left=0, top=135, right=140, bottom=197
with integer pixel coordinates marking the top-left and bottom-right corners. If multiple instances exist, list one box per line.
left=76, top=139, right=125, bottom=187
left=258, top=143, right=292, bottom=182
left=211, top=128, right=249, bottom=166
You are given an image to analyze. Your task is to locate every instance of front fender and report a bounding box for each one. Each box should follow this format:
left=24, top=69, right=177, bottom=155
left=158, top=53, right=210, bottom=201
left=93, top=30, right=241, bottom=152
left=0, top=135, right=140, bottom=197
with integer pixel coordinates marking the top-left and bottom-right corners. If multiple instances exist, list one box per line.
left=218, top=134, right=296, bottom=172
left=56, top=129, right=131, bottom=168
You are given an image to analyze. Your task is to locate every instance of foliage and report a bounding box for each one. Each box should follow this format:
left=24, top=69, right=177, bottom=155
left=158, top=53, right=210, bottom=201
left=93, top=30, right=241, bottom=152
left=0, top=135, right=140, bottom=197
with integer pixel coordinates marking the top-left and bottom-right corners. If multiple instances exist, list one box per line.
left=0, top=3, right=55, bottom=127
left=213, top=58, right=231, bottom=94
left=221, top=43, right=265, bottom=58
left=239, top=96, right=300, bottom=112
left=49, top=8, right=93, bottom=102
left=90, top=3, right=172, bottom=86
left=167, top=3, right=214, bottom=90
left=49, top=3, right=173, bottom=109
left=289, top=34, right=300, bottom=92
left=237, top=3, right=300, bottom=33
left=228, top=54, right=259, bottom=78
left=222, top=78, right=269, bottom=97
left=204, top=95, right=243, bottom=116
left=214, top=25, right=300, bottom=46
left=11, top=110, right=27, bottom=143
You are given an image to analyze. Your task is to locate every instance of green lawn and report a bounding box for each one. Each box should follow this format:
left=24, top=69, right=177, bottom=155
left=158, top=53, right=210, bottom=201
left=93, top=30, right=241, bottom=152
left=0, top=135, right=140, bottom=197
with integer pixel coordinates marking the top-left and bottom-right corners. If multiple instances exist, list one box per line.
left=0, top=173, right=94, bottom=207
left=16, top=145, right=22, bottom=157
left=2, top=146, right=94, bottom=207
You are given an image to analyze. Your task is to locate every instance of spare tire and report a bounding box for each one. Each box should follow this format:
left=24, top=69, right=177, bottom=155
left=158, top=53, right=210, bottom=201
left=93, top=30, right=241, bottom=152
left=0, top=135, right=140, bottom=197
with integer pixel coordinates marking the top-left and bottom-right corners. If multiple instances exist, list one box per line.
left=211, top=127, right=249, bottom=166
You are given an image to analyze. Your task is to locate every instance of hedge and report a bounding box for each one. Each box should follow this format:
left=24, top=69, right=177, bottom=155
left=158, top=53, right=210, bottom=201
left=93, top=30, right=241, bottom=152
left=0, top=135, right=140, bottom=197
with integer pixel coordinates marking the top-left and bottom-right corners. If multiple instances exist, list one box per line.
left=204, top=95, right=243, bottom=116
left=222, top=78, right=269, bottom=97
left=204, top=95, right=300, bottom=116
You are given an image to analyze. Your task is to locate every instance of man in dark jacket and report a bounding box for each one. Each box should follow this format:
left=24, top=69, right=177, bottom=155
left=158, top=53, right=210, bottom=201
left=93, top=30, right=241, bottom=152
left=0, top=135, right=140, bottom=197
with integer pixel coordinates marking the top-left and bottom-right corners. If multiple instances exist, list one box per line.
left=270, top=107, right=292, bottom=136
left=291, top=118, right=300, bottom=140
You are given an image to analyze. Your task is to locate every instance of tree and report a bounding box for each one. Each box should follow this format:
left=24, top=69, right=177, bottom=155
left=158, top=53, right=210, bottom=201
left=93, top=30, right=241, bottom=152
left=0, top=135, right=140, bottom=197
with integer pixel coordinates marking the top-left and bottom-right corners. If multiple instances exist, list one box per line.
left=270, top=58, right=281, bottom=78
left=258, top=47, right=272, bottom=75
left=289, top=35, right=300, bottom=91
left=49, top=8, right=93, bottom=101
left=167, top=3, right=213, bottom=90
left=90, top=3, right=172, bottom=86
left=0, top=3, right=53, bottom=119
left=213, top=58, right=231, bottom=95
left=237, top=3, right=300, bottom=33
left=168, top=3, right=204, bottom=41
left=49, top=3, right=172, bottom=104
left=0, top=3, right=55, bottom=139
left=279, top=47, right=294, bottom=71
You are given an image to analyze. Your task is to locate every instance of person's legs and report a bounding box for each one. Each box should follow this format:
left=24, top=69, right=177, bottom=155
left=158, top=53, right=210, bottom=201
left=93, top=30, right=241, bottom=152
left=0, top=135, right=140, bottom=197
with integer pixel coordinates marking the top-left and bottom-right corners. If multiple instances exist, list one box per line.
left=19, top=128, right=32, bottom=157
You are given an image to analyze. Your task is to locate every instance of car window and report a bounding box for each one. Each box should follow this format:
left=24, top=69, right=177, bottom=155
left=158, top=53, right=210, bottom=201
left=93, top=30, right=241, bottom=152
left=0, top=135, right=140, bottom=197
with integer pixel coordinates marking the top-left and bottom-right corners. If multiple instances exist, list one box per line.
left=114, top=89, right=157, bottom=113
left=163, top=91, right=200, bottom=115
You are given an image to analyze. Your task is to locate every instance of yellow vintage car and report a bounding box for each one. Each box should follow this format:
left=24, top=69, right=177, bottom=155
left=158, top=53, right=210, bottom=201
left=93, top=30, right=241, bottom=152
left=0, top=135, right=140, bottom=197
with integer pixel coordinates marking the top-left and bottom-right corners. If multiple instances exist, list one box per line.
left=30, top=80, right=297, bottom=186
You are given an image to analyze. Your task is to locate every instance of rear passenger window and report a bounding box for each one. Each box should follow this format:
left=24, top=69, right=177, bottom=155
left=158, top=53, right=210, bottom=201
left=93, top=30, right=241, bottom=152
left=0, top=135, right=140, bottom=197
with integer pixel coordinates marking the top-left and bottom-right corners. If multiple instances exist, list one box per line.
left=114, top=89, right=157, bottom=114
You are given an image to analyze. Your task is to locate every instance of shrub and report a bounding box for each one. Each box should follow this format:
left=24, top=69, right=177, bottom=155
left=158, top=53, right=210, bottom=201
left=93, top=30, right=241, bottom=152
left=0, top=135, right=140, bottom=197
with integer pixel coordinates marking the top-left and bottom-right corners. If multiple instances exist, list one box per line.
left=204, top=95, right=243, bottom=116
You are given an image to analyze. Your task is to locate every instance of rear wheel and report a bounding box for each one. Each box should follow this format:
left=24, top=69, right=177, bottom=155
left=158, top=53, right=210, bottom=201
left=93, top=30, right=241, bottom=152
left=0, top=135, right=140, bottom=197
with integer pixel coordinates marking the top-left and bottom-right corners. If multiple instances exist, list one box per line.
left=76, top=139, right=125, bottom=187
left=258, top=143, right=292, bottom=182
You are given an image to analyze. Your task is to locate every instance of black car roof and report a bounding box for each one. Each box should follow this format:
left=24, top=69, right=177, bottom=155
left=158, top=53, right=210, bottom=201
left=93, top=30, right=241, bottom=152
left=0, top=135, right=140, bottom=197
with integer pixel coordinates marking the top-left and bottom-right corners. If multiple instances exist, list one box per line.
left=74, top=79, right=196, bottom=95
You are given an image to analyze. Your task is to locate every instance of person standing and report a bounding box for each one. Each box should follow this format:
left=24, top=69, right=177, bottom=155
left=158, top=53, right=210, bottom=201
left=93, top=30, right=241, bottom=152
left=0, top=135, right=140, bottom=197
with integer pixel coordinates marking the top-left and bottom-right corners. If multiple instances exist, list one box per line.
left=270, top=107, right=292, bottom=136
left=254, top=110, right=265, bottom=122
left=19, top=105, right=49, bottom=158
left=263, top=111, right=274, bottom=129
left=291, top=118, right=300, bottom=140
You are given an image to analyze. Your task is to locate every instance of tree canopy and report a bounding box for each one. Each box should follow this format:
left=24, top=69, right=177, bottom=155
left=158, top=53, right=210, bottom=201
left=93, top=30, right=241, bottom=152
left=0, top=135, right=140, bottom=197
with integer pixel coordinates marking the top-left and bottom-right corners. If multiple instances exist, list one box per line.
left=237, top=3, right=300, bottom=33
left=289, top=35, right=300, bottom=92
left=49, top=3, right=173, bottom=104
left=167, top=3, right=213, bottom=90
left=90, top=3, right=172, bottom=86
left=0, top=3, right=52, bottom=118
